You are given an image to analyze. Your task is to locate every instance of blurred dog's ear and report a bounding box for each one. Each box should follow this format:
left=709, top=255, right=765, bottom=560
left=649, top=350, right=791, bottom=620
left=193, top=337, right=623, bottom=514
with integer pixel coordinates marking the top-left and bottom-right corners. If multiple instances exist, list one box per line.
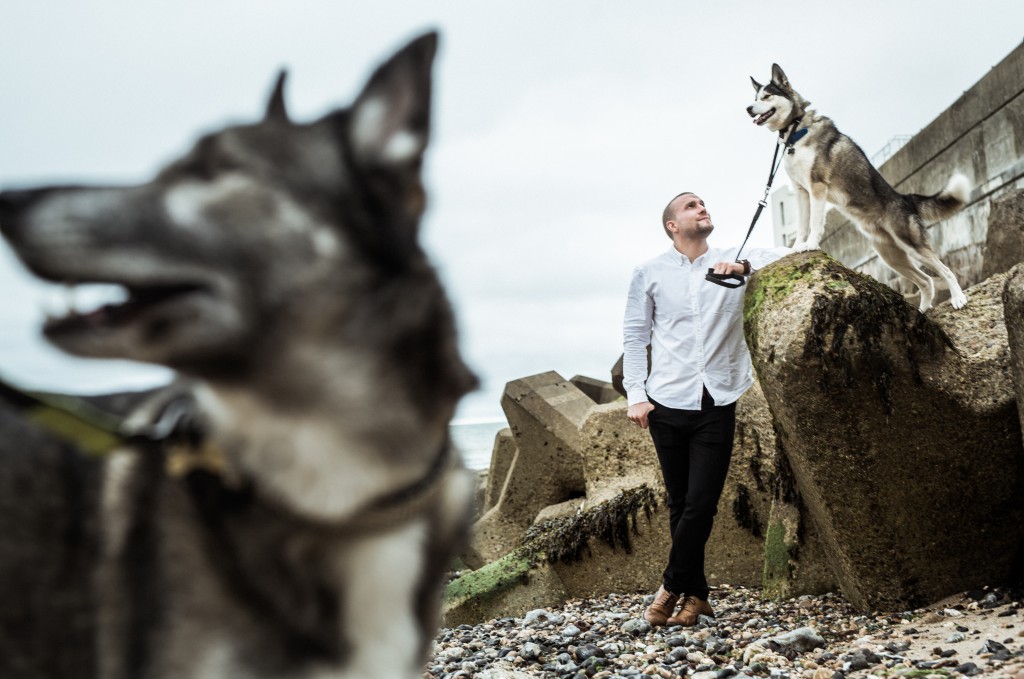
left=750, top=76, right=763, bottom=92
left=348, top=32, right=437, bottom=171
left=264, top=70, right=290, bottom=123
left=343, top=31, right=439, bottom=267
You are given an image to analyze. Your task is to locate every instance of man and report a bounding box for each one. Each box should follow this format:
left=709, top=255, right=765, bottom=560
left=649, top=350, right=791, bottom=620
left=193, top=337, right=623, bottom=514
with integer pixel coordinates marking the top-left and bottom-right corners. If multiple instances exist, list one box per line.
left=622, top=191, right=789, bottom=626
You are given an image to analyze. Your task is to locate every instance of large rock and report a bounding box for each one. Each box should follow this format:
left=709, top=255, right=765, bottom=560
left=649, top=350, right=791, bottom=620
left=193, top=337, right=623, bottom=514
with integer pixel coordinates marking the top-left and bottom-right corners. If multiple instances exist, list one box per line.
left=746, top=251, right=1024, bottom=611
left=464, top=373, right=591, bottom=568
left=570, top=374, right=621, bottom=405
left=482, top=428, right=516, bottom=512
left=981, top=189, right=1024, bottom=280
left=734, top=383, right=836, bottom=599
left=1004, top=263, right=1024, bottom=444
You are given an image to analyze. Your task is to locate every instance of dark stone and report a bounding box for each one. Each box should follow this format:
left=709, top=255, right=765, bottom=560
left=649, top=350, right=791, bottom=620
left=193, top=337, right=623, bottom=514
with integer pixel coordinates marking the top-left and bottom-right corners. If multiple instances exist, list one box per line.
left=574, top=644, right=604, bottom=661
left=666, top=635, right=687, bottom=648
left=667, top=646, right=689, bottom=663
left=980, top=639, right=1008, bottom=654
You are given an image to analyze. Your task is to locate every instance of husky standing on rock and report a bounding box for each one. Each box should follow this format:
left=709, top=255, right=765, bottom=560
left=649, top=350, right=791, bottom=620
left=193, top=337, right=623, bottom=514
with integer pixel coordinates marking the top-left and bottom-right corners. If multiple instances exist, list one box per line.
left=0, top=32, right=477, bottom=678
left=746, top=63, right=970, bottom=312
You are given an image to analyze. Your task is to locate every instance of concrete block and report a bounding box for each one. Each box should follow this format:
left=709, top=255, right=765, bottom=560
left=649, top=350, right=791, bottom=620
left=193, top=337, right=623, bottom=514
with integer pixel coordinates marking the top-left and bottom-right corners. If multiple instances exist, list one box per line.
left=570, top=374, right=621, bottom=405
left=463, top=372, right=591, bottom=567
left=482, top=427, right=516, bottom=512
left=746, top=251, right=1024, bottom=611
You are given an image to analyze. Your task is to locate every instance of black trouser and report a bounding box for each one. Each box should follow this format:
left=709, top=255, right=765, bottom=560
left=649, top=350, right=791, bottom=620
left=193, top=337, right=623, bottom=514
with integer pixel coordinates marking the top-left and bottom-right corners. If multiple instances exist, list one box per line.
left=647, top=389, right=736, bottom=600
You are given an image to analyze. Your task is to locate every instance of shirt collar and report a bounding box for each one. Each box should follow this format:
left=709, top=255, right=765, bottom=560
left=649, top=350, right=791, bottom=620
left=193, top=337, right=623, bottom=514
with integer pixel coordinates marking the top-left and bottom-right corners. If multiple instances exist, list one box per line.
left=666, top=246, right=714, bottom=266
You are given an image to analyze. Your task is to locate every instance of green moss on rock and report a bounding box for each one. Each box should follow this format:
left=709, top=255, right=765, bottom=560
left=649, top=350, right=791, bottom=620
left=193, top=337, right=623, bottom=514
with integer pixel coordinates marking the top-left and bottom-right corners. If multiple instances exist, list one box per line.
left=762, top=520, right=792, bottom=599
left=443, top=551, right=533, bottom=605
left=744, top=254, right=822, bottom=350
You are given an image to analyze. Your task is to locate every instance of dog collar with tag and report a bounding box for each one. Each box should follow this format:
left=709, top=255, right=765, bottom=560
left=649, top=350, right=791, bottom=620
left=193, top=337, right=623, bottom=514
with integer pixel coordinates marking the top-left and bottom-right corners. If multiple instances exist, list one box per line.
left=780, top=118, right=808, bottom=153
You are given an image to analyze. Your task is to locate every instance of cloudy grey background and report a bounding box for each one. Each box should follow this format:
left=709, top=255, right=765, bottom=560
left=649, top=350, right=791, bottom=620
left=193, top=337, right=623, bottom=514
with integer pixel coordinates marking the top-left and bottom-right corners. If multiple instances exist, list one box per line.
left=1, top=2, right=1022, bottom=421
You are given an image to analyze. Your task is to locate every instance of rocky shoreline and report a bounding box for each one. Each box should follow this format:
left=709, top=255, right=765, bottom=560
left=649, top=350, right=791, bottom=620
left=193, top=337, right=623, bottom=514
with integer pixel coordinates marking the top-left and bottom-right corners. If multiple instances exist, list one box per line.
left=427, top=585, right=1023, bottom=679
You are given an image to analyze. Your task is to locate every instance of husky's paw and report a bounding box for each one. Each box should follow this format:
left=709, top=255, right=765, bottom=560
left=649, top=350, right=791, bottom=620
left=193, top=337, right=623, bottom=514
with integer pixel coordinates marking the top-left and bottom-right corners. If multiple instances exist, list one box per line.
left=950, top=291, right=969, bottom=309
left=792, top=241, right=820, bottom=253
left=918, top=301, right=933, bottom=313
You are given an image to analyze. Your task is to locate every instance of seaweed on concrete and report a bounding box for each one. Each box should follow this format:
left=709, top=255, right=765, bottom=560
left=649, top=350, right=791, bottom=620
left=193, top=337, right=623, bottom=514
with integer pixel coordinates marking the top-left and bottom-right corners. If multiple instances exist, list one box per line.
left=732, top=484, right=762, bottom=538
left=802, top=259, right=952, bottom=415
left=520, top=485, right=659, bottom=565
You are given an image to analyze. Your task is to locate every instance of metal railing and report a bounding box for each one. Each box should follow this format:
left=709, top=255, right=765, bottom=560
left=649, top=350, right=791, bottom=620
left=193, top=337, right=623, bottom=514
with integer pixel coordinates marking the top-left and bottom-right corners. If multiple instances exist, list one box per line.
left=871, top=135, right=913, bottom=166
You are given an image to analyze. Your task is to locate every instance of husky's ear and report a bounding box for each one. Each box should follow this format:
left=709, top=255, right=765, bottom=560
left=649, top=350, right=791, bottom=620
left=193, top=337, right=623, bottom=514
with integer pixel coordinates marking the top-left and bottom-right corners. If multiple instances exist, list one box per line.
left=770, top=63, right=790, bottom=89
left=344, top=32, right=437, bottom=266
left=750, top=76, right=763, bottom=92
left=264, top=70, right=290, bottom=123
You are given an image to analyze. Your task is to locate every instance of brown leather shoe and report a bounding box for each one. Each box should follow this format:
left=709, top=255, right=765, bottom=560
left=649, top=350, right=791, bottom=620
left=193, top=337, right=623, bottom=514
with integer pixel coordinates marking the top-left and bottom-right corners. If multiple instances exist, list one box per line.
left=666, top=595, right=714, bottom=626
left=643, top=585, right=680, bottom=626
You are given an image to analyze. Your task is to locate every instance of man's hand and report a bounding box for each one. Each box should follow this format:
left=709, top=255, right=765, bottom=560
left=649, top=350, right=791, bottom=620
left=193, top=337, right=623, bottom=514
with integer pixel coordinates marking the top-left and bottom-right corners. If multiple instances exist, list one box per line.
left=627, top=401, right=655, bottom=429
left=711, top=261, right=746, bottom=276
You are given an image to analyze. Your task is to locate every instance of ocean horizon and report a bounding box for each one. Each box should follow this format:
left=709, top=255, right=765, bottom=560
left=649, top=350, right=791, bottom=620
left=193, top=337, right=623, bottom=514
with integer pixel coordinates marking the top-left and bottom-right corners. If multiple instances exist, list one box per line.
left=450, top=417, right=507, bottom=471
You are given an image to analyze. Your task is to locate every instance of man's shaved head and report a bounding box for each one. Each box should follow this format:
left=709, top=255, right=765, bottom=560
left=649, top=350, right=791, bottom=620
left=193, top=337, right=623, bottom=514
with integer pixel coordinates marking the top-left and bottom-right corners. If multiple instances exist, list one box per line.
left=661, top=191, right=695, bottom=238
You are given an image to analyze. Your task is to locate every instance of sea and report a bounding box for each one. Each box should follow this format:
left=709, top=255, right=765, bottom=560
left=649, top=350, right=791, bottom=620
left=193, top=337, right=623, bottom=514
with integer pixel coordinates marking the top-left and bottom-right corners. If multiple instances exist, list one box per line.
left=449, top=418, right=508, bottom=470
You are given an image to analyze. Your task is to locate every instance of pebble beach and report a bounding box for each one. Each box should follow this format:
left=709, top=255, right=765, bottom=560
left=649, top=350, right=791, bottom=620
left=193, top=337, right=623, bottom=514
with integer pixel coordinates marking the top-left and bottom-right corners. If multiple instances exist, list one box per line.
left=427, top=585, right=1023, bottom=679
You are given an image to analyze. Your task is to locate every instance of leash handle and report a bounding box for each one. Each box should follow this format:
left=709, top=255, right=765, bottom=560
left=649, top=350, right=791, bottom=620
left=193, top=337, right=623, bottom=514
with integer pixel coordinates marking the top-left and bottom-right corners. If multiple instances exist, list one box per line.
left=704, top=270, right=746, bottom=288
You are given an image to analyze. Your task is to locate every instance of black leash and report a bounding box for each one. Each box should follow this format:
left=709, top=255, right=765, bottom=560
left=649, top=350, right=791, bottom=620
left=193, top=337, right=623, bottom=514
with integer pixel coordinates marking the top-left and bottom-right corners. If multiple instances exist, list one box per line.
left=705, top=119, right=806, bottom=288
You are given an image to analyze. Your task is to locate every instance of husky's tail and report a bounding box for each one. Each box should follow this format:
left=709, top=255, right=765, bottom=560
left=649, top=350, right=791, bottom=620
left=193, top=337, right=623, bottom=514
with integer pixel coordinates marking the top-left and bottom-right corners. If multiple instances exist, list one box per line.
left=907, top=173, right=970, bottom=223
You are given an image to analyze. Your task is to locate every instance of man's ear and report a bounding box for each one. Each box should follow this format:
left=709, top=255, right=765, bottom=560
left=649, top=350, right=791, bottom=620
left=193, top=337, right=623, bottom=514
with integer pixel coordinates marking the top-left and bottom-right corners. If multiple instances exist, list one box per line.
left=750, top=76, right=763, bottom=93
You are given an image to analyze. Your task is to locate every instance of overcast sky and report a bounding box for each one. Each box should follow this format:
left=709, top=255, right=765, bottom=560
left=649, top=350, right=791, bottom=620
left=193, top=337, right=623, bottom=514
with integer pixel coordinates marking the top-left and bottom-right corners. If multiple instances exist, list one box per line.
left=1, top=2, right=1022, bottom=421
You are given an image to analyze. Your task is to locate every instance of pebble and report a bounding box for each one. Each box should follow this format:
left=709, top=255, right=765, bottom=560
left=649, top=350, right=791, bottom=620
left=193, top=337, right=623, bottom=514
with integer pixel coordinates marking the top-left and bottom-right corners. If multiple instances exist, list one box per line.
left=427, top=585, right=1024, bottom=678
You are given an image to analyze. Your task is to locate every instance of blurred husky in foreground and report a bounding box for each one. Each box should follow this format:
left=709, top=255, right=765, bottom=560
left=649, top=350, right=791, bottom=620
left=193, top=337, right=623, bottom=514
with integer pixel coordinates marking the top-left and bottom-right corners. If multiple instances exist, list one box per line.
left=0, top=32, right=477, bottom=678
left=746, top=63, right=970, bottom=311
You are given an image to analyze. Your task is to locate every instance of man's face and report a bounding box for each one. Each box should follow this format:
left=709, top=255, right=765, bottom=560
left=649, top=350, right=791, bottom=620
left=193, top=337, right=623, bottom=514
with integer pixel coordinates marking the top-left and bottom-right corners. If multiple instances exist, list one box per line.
left=668, top=194, right=713, bottom=238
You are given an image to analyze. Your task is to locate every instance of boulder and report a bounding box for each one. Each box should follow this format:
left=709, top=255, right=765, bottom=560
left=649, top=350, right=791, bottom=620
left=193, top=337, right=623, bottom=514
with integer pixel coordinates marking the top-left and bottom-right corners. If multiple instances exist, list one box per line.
left=734, top=382, right=836, bottom=599
left=746, top=251, right=1024, bottom=611
left=981, top=189, right=1024, bottom=280
left=570, top=374, right=621, bottom=405
left=578, top=401, right=663, bottom=506
left=463, top=372, right=591, bottom=568
left=482, top=428, right=516, bottom=512
left=1005, top=263, right=1024, bottom=443
left=611, top=354, right=626, bottom=398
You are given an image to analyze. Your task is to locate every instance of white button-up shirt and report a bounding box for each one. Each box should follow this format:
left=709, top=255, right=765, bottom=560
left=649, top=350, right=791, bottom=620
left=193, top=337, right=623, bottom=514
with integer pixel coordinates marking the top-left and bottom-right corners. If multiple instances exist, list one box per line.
left=622, top=245, right=790, bottom=409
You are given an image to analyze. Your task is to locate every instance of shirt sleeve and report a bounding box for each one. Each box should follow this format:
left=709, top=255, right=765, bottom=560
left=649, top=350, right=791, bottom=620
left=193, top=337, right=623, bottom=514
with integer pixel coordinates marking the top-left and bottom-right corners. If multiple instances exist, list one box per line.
left=747, top=246, right=793, bottom=271
left=622, top=266, right=653, bottom=406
